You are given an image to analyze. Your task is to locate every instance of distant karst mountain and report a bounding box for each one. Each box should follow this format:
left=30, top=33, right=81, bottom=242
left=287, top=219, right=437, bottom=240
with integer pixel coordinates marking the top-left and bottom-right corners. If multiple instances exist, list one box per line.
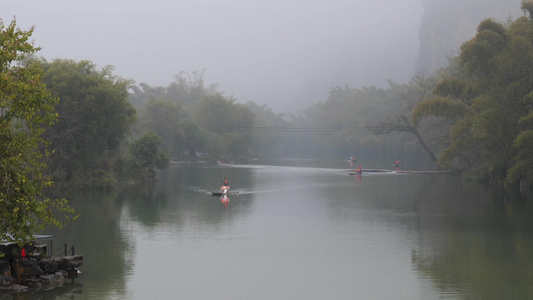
left=416, top=0, right=523, bottom=74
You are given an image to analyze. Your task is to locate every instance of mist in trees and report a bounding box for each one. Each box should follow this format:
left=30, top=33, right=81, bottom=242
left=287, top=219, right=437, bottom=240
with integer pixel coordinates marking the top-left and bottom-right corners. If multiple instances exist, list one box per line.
left=416, top=0, right=522, bottom=74
left=413, top=3, right=533, bottom=187
left=125, top=0, right=533, bottom=184
left=132, top=74, right=256, bottom=164
left=4, top=0, right=533, bottom=257
left=4, top=0, right=533, bottom=195
left=39, top=59, right=136, bottom=189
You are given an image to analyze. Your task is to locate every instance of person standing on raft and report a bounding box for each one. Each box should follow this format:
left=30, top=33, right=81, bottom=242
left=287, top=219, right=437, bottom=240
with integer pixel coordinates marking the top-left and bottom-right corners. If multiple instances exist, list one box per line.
left=355, top=166, right=362, bottom=175
left=393, top=160, right=400, bottom=170
left=220, top=177, right=230, bottom=192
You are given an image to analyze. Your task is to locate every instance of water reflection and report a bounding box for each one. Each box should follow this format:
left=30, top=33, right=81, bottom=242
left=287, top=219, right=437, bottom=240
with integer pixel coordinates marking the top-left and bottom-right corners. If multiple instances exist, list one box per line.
left=0, top=282, right=83, bottom=300
left=408, top=178, right=533, bottom=300
left=42, top=191, right=135, bottom=299
left=320, top=171, right=533, bottom=299
left=220, top=195, right=230, bottom=208
left=39, top=163, right=533, bottom=299
left=356, top=173, right=362, bottom=183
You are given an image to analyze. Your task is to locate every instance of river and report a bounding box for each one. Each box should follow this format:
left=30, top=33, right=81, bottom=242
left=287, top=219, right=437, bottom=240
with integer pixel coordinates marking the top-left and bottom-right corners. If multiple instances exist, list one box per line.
left=30, top=161, right=533, bottom=299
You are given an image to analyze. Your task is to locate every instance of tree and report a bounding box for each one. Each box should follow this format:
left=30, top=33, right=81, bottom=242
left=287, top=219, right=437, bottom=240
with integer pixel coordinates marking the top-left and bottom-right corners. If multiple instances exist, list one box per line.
left=0, top=19, right=74, bottom=243
left=414, top=5, right=533, bottom=185
left=137, top=97, right=186, bottom=158
left=307, top=85, right=387, bottom=159
left=506, top=93, right=533, bottom=188
left=246, top=102, right=292, bottom=158
left=166, top=70, right=219, bottom=109
left=181, top=120, right=212, bottom=160
left=367, top=75, right=443, bottom=168
left=194, top=94, right=254, bottom=161
left=129, top=70, right=219, bottom=110
left=523, top=0, right=533, bottom=17
left=128, top=131, right=169, bottom=181
left=128, top=71, right=222, bottom=161
left=39, top=59, right=136, bottom=189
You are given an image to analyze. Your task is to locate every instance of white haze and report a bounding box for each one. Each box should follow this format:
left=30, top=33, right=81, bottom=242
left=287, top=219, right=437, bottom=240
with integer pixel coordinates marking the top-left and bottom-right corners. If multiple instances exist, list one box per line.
left=2, top=0, right=422, bottom=113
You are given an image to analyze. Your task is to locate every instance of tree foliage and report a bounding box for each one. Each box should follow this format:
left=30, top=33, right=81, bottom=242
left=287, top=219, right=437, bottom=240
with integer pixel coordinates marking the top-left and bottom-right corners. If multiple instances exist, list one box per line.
left=119, top=1, right=533, bottom=181
left=365, top=75, right=445, bottom=168
left=522, top=0, right=533, bottom=19
left=40, top=59, right=136, bottom=189
left=131, top=79, right=260, bottom=163
left=246, top=102, right=292, bottom=158
left=129, top=70, right=217, bottom=110
left=137, top=97, right=186, bottom=157
left=194, top=93, right=254, bottom=161
left=414, top=5, right=533, bottom=186
left=309, top=85, right=392, bottom=158
left=413, top=96, right=469, bottom=123
left=0, top=19, right=74, bottom=243
left=128, top=131, right=169, bottom=181
left=288, top=79, right=448, bottom=169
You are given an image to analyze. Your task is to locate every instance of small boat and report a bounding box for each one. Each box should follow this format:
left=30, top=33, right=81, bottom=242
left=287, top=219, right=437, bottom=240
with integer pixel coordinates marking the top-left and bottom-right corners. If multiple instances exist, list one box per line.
left=211, top=191, right=240, bottom=196
left=211, top=185, right=239, bottom=196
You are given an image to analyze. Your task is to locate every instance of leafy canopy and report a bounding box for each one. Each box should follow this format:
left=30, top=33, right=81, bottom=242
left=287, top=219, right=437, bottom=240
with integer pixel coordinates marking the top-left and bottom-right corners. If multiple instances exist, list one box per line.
left=40, top=59, right=136, bottom=189
left=413, top=3, right=533, bottom=185
left=0, top=19, right=74, bottom=243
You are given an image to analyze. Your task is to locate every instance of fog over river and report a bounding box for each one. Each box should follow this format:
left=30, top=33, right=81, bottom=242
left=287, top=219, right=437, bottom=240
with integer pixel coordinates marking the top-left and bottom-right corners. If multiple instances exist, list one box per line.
left=38, top=161, right=533, bottom=300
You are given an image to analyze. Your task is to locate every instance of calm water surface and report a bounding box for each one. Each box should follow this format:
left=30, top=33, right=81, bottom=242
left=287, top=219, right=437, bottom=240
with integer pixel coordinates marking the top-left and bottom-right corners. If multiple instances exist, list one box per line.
left=33, top=161, right=533, bottom=299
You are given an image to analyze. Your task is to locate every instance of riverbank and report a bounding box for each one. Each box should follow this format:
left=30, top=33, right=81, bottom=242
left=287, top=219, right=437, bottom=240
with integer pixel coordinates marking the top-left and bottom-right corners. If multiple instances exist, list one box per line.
left=0, top=237, right=82, bottom=294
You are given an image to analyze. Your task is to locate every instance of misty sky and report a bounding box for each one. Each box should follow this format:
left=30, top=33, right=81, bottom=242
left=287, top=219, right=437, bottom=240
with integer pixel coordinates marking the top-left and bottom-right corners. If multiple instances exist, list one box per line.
left=2, top=0, right=423, bottom=112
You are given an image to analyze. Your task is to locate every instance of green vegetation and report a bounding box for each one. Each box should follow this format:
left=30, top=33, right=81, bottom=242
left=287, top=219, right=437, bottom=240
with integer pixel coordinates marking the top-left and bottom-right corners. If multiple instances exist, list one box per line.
left=0, top=20, right=74, bottom=243
left=292, top=78, right=448, bottom=169
left=2, top=0, right=533, bottom=224
left=39, top=59, right=136, bottom=190
left=3, top=0, right=532, bottom=261
left=125, top=1, right=533, bottom=188
left=132, top=74, right=255, bottom=163
left=412, top=1, right=533, bottom=187
left=128, top=131, right=169, bottom=181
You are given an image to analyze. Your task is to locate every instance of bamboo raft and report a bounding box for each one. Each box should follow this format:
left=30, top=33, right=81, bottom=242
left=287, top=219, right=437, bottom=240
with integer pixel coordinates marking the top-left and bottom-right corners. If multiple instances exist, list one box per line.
left=349, top=169, right=453, bottom=175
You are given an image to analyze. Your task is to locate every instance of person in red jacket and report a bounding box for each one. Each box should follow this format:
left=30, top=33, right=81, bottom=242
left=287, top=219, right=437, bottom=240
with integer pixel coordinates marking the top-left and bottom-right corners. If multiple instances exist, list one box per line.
left=394, top=161, right=400, bottom=170
left=220, top=177, right=230, bottom=194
